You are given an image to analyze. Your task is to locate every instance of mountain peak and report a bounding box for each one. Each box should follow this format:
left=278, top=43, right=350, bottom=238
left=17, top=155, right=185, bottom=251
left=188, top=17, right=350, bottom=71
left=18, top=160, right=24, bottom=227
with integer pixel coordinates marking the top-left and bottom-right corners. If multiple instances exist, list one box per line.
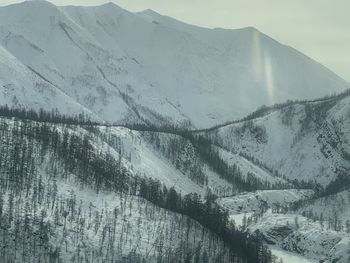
left=24, top=0, right=52, bottom=5
left=141, top=8, right=161, bottom=15
left=100, top=1, right=118, bottom=7
left=242, top=26, right=259, bottom=32
left=6, top=0, right=56, bottom=9
left=0, top=1, right=348, bottom=128
left=89, top=1, right=129, bottom=15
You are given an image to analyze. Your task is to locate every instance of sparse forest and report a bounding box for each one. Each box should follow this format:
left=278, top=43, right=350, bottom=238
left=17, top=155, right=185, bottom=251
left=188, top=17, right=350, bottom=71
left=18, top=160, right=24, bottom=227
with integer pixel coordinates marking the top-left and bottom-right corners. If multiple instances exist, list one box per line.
left=0, top=106, right=274, bottom=263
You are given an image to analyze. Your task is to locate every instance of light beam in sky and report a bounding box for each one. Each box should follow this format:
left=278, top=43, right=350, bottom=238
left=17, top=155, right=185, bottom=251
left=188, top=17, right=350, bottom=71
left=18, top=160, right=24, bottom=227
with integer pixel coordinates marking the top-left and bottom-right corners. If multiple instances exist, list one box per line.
left=252, top=30, right=275, bottom=104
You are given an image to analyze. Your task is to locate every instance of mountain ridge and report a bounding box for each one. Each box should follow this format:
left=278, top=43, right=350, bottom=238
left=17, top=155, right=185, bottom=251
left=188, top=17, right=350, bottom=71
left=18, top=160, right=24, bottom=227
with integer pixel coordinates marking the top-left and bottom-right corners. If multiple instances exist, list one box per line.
left=0, top=1, right=348, bottom=128
left=1, top=2, right=349, bottom=262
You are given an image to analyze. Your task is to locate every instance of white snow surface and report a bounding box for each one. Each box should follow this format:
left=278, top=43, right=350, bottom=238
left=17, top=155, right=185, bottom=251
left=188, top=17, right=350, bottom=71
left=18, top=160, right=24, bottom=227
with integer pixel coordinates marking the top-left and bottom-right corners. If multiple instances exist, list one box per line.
left=0, top=1, right=348, bottom=127
left=218, top=189, right=314, bottom=214
left=99, top=126, right=234, bottom=196
left=270, top=247, right=315, bottom=263
left=215, top=146, right=287, bottom=185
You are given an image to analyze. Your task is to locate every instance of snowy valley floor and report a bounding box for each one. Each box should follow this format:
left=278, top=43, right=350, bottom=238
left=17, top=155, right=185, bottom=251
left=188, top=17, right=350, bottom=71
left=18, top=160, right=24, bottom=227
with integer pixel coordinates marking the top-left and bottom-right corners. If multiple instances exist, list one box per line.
left=220, top=190, right=350, bottom=263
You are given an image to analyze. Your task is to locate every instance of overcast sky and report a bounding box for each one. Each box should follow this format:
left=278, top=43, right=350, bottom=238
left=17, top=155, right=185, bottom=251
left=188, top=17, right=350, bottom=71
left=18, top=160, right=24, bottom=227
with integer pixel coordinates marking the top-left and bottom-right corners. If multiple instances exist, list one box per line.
left=1, top=0, right=350, bottom=81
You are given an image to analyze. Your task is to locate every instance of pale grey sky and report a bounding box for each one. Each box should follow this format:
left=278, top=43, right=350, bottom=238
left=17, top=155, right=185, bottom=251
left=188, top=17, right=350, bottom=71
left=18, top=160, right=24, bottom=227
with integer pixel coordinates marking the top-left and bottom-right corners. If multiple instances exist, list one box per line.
left=1, top=0, right=350, bottom=81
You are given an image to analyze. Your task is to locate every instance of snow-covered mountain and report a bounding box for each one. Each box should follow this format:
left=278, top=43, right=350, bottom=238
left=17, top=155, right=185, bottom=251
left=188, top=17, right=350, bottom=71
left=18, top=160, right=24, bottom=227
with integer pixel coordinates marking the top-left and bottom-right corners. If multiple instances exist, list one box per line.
left=1, top=1, right=350, bottom=262
left=0, top=1, right=348, bottom=128
left=248, top=211, right=350, bottom=263
left=0, top=113, right=276, bottom=262
left=0, top=92, right=349, bottom=262
left=207, top=91, right=350, bottom=187
left=201, top=91, right=350, bottom=263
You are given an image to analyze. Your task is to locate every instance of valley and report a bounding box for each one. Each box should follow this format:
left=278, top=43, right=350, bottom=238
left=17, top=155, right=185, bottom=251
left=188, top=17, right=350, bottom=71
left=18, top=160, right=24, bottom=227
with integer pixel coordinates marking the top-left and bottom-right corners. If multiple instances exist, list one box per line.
left=1, top=90, right=349, bottom=262
left=0, top=1, right=349, bottom=263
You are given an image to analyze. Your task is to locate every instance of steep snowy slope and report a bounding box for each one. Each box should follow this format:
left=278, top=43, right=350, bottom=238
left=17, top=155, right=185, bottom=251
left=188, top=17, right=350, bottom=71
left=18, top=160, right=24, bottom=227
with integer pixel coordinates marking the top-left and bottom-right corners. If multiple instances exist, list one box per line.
left=2, top=109, right=287, bottom=262
left=96, top=126, right=232, bottom=195
left=138, top=10, right=349, bottom=118
left=95, top=126, right=291, bottom=196
left=207, top=92, right=350, bottom=186
left=0, top=107, right=287, bottom=200
left=0, top=118, right=235, bottom=262
left=0, top=45, right=93, bottom=116
left=0, top=1, right=348, bottom=127
left=0, top=1, right=138, bottom=124
left=215, top=146, right=287, bottom=186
